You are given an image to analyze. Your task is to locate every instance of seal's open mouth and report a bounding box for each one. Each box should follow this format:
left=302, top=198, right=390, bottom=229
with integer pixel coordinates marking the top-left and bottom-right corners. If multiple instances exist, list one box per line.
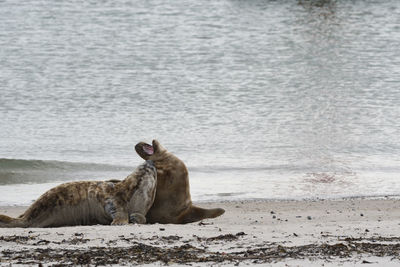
left=135, top=140, right=159, bottom=160
left=142, top=144, right=154, bottom=155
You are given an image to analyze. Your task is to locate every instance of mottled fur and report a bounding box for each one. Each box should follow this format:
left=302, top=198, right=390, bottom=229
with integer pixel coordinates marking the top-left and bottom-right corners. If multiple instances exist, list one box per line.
left=135, top=140, right=225, bottom=224
left=0, top=161, right=157, bottom=228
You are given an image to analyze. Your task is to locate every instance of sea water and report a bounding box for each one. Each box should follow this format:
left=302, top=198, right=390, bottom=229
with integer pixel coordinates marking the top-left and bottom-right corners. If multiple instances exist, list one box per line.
left=1, top=0, right=400, bottom=206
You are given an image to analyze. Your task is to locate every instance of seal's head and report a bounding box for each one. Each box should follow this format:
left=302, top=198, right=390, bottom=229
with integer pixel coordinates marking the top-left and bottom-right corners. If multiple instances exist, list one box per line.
left=135, top=140, right=167, bottom=161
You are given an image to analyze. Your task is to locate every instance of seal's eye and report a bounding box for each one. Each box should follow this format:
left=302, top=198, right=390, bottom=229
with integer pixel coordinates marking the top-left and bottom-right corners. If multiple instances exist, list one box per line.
left=143, top=144, right=154, bottom=155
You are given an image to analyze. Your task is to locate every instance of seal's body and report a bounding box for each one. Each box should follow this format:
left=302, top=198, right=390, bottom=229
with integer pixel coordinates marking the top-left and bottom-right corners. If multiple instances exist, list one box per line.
left=0, top=161, right=157, bottom=228
left=135, top=140, right=225, bottom=224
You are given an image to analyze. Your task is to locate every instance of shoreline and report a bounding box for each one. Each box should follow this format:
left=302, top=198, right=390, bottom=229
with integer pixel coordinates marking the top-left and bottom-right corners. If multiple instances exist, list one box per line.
left=3, top=193, right=400, bottom=209
left=1, top=198, right=400, bottom=266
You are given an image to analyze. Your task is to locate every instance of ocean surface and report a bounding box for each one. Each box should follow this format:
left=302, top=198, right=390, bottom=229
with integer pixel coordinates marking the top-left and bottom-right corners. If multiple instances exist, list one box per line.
left=1, top=0, right=400, bottom=206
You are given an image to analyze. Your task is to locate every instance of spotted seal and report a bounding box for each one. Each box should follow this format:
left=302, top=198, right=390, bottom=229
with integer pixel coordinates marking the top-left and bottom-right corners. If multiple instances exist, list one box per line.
left=0, top=160, right=157, bottom=228
left=135, top=140, right=225, bottom=224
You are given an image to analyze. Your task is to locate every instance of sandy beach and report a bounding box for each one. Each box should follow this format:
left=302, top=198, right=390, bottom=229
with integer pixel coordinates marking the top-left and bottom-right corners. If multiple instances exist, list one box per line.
left=1, top=198, right=400, bottom=266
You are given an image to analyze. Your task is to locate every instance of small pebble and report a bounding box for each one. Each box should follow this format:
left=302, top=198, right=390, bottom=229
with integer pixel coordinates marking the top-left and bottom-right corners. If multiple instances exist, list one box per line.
left=272, top=215, right=276, bottom=219
left=307, top=216, right=312, bottom=220
left=159, top=228, right=165, bottom=231
left=360, top=213, right=364, bottom=217
left=270, top=211, right=275, bottom=214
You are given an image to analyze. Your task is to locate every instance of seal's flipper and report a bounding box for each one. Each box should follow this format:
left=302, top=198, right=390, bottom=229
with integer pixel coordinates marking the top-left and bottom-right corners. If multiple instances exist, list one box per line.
left=178, top=205, right=225, bottom=224
left=0, top=214, right=26, bottom=228
left=129, top=213, right=146, bottom=224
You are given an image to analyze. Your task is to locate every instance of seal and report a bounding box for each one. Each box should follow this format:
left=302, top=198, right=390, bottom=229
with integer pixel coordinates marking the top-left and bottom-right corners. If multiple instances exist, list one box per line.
left=135, top=140, right=225, bottom=224
left=0, top=160, right=157, bottom=228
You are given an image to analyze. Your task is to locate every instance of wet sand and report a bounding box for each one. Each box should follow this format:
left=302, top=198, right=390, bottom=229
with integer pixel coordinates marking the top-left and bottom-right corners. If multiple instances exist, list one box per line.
left=1, top=198, right=400, bottom=266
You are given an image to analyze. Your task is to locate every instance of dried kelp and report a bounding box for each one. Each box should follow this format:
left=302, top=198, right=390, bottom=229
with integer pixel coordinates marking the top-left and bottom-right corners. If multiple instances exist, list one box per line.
left=1, top=235, right=400, bottom=266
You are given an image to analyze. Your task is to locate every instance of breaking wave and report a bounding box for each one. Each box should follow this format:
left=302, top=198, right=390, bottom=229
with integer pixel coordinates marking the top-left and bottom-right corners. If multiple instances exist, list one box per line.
left=0, top=158, right=133, bottom=185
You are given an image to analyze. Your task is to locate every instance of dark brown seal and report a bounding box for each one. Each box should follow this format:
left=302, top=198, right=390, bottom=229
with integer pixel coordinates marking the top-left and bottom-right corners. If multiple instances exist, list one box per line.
left=0, top=161, right=157, bottom=228
left=135, top=140, right=225, bottom=224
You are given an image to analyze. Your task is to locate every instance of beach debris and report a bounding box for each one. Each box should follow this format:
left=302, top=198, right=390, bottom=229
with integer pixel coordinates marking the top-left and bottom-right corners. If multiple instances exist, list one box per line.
left=35, top=240, right=50, bottom=245
left=206, top=233, right=239, bottom=241
left=193, top=232, right=246, bottom=242
left=362, top=260, right=373, bottom=264
left=2, top=235, right=400, bottom=265
left=0, top=235, right=33, bottom=244
left=198, top=221, right=213, bottom=226
left=161, top=235, right=181, bottom=241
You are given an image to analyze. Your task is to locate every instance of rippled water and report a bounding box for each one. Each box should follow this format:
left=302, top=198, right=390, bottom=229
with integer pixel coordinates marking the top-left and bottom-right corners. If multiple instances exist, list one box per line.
left=1, top=0, right=400, bottom=205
